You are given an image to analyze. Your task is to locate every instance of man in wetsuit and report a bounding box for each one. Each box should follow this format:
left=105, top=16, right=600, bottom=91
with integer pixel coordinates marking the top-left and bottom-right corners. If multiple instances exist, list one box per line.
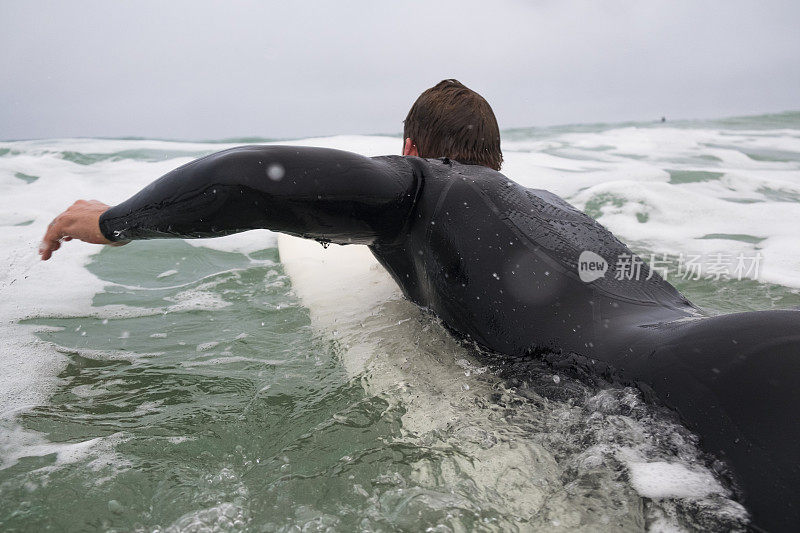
left=40, top=79, right=799, bottom=531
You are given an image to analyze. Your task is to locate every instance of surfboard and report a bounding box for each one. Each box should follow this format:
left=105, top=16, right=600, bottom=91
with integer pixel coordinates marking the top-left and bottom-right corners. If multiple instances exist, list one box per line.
left=276, top=233, right=400, bottom=378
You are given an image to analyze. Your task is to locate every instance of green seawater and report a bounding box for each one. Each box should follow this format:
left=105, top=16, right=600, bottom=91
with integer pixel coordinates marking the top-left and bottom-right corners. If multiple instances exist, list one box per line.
left=4, top=242, right=418, bottom=531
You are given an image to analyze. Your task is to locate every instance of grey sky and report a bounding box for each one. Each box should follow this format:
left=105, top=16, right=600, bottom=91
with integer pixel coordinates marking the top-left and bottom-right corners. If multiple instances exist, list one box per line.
left=2, top=0, right=799, bottom=141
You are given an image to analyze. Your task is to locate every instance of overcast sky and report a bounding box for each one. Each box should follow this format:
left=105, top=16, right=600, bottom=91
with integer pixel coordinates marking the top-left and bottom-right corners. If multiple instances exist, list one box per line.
left=2, top=0, right=799, bottom=141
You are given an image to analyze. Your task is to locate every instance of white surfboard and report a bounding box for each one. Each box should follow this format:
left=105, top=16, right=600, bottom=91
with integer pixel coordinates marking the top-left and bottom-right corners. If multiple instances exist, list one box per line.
left=277, top=234, right=560, bottom=521
left=276, top=233, right=400, bottom=379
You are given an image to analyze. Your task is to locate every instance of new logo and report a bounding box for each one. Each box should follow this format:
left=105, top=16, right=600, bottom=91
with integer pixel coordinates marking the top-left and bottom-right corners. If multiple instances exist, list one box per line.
left=578, top=251, right=608, bottom=282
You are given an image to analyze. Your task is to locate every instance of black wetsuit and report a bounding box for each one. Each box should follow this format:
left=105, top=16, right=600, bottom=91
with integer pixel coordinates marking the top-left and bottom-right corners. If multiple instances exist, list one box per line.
left=100, top=145, right=800, bottom=532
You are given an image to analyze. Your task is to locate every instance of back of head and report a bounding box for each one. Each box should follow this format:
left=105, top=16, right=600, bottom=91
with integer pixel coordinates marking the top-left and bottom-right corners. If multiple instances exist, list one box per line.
left=404, top=79, right=503, bottom=171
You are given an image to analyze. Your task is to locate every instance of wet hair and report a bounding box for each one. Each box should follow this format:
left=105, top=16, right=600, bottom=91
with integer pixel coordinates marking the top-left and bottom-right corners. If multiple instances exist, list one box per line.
left=403, top=79, right=503, bottom=170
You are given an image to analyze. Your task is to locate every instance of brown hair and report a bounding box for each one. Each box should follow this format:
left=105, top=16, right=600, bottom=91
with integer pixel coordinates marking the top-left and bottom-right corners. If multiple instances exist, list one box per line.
left=403, top=79, right=503, bottom=170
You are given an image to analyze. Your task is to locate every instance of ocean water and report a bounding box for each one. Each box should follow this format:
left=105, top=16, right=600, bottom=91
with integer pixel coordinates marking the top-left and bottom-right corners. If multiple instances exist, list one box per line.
left=1, top=111, right=799, bottom=532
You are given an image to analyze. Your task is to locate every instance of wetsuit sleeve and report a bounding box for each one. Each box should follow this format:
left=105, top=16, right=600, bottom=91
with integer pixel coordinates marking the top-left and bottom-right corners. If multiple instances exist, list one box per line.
left=98, top=145, right=419, bottom=245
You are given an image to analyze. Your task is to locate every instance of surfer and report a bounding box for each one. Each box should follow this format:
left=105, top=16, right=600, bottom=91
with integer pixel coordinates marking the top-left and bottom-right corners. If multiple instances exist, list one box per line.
left=39, top=79, right=798, bottom=531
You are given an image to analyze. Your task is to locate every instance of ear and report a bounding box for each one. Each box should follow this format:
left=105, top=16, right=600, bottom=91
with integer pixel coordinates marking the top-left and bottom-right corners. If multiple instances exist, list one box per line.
left=403, top=138, right=418, bottom=157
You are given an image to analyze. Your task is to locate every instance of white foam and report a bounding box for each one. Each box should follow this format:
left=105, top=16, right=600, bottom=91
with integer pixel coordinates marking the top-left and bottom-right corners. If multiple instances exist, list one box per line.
left=0, top=137, right=241, bottom=155
left=184, top=229, right=276, bottom=255
left=181, top=355, right=285, bottom=367
left=164, top=288, right=232, bottom=312
left=56, top=347, right=165, bottom=362
left=196, top=341, right=220, bottom=352
left=626, top=460, right=725, bottom=500
left=0, top=422, right=128, bottom=474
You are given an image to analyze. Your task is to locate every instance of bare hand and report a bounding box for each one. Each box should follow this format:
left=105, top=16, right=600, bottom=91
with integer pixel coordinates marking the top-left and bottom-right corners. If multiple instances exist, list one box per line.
left=39, top=200, right=126, bottom=260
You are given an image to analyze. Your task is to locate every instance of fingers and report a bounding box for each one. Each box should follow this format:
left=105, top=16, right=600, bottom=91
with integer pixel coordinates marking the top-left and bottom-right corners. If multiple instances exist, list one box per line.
left=39, top=240, right=62, bottom=261
left=39, top=214, right=68, bottom=261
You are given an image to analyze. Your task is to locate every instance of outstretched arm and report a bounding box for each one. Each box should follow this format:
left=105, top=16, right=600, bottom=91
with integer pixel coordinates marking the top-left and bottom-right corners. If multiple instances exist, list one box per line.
left=40, top=145, right=419, bottom=260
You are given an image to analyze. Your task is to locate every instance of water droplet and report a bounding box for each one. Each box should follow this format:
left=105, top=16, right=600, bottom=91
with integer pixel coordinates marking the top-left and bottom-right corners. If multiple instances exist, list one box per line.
left=267, top=163, right=285, bottom=181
